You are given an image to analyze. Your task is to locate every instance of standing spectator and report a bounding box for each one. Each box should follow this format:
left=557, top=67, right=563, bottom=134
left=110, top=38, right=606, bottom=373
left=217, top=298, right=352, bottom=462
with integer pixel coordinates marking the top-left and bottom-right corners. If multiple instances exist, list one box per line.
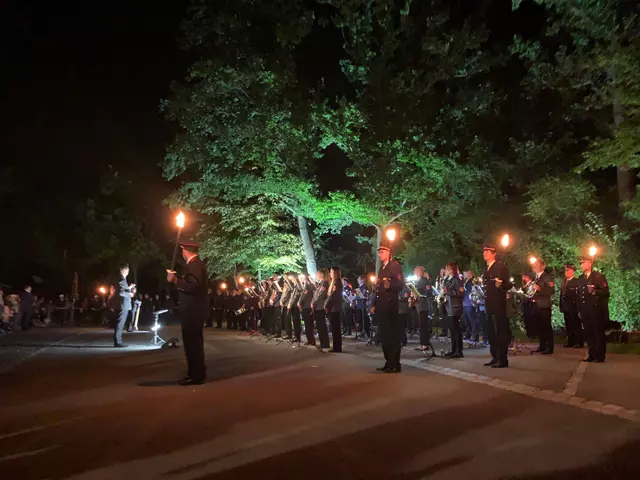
left=20, top=285, right=34, bottom=331
left=114, top=263, right=132, bottom=347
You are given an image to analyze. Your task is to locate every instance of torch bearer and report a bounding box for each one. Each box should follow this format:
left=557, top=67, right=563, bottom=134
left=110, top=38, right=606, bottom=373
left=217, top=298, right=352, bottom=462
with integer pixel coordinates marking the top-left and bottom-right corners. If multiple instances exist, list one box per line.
left=385, top=227, right=397, bottom=259
left=170, top=211, right=185, bottom=271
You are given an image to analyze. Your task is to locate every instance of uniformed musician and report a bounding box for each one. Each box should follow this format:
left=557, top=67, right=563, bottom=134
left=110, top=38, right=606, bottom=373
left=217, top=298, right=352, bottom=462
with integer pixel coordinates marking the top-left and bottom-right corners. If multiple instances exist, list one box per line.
left=298, top=274, right=315, bottom=345
left=166, top=241, right=208, bottom=386
left=398, top=283, right=411, bottom=346
left=481, top=244, right=513, bottom=368
left=577, top=256, right=609, bottom=363
left=371, top=242, right=404, bottom=373
left=560, top=264, right=582, bottom=348
left=354, top=275, right=370, bottom=339
left=530, top=259, right=555, bottom=354
left=413, top=266, right=433, bottom=351
left=312, top=269, right=330, bottom=349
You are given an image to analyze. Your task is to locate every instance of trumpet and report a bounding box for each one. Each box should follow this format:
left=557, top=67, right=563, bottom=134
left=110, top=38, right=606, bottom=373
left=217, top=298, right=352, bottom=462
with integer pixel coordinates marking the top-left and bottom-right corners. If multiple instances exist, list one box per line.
left=235, top=306, right=247, bottom=315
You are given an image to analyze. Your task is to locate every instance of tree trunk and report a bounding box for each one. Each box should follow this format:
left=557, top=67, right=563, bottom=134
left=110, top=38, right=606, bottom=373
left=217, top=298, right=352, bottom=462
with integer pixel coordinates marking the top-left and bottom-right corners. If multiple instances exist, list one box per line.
left=612, top=68, right=634, bottom=211
left=614, top=95, right=634, bottom=208
left=297, top=216, right=317, bottom=277
left=374, top=225, right=382, bottom=274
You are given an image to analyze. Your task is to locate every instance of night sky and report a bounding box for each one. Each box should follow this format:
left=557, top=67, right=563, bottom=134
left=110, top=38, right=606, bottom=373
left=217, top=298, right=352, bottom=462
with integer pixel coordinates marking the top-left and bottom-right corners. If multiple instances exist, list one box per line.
left=2, top=0, right=188, bottom=194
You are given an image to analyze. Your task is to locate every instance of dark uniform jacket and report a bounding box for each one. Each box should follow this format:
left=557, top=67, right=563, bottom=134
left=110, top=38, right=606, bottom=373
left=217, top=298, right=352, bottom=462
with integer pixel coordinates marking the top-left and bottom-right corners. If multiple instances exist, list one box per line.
left=312, top=280, right=329, bottom=311
left=175, top=256, right=208, bottom=314
left=342, top=285, right=353, bottom=308
left=559, top=277, right=580, bottom=314
left=444, top=276, right=464, bottom=317
left=118, top=276, right=132, bottom=311
left=398, top=286, right=411, bottom=315
left=270, top=281, right=283, bottom=307
left=288, top=287, right=301, bottom=309
left=577, top=271, right=610, bottom=317
left=373, top=260, right=404, bottom=310
left=531, top=271, right=555, bottom=309
left=299, top=282, right=314, bottom=310
left=482, top=261, right=513, bottom=315
left=324, top=282, right=343, bottom=313
left=415, top=277, right=432, bottom=313
left=280, top=285, right=292, bottom=309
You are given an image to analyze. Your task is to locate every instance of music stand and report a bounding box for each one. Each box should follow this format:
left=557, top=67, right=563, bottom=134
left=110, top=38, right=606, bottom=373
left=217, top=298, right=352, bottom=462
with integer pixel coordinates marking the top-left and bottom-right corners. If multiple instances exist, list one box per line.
left=151, top=309, right=168, bottom=346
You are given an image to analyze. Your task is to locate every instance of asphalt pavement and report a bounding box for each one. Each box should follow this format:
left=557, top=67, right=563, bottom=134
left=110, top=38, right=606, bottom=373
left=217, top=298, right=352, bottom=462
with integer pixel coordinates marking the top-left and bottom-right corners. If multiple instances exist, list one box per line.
left=1, top=326, right=639, bottom=479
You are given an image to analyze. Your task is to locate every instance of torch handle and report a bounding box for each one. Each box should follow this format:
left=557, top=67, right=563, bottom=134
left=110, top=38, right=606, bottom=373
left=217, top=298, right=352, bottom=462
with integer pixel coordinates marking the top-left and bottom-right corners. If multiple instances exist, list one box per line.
left=170, top=228, right=182, bottom=271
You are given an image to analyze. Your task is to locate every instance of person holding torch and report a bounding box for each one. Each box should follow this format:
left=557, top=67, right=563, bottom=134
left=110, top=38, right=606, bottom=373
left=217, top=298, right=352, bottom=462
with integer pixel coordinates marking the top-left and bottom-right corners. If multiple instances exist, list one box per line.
left=166, top=239, right=209, bottom=386
left=577, top=247, right=609, bottom=363
left=371, top=235, right=404, bottom=373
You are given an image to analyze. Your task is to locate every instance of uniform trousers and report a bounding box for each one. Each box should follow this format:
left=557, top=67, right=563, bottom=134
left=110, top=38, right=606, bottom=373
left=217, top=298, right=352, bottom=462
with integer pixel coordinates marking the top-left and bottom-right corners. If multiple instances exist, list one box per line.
left=229, top=312, right=238, bottom=330
left=535, top=306, right=553, bottom=352
left=272, top=307, right=282, bottom=335
left=582, top=311, right=606, bottom=362
left=329, top=311, right=342, bottom=352
left=463, top=306, right=479, bottom=340
left=356, top=308, right=369, bottom=336
left=181, top=309, right=206, bottom=381
left=302, top=308, right=315, bottom=344
left=261, top=307, right=272, bottom=333
left=563, top=310, right=583, bottom=346
left=399, top=313, right=408, bottom=345
left=449, top=315, right=463, bottom=355
left=418, top=310, right=431, bottom=346
left=313, top=309, right=330, bottom=348
left=341, top=306, right=353, bottom=334
left=378, top=307, right=402, bottom=370
left=114, top=308, right=129, bottom=346
left=290, top=306, right=302, bottom=342
left=239, top=311, right=248, bottom=331
left=487, top=312, right=510, bottom=365
left=215, top=308, right=223, bottom=328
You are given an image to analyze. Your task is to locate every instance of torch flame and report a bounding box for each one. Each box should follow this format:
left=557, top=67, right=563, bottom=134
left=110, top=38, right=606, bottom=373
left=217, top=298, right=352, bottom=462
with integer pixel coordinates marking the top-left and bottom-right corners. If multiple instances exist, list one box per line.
left=176, top=211, right=185, bottom=229
left=501, top=234, right=510, bottom=248
left=238, top=276, right=245, bottom=284
left=385, top=228, right=397, bottom=242
left=369, top=275, right=377, bottom=283
left=98, top=286, right=107, bottom=295
left=529, top=256, right=537, bottom=265
left=589, top=245, right=598, bottom=257
left=220, top=282, right=227, bottom=290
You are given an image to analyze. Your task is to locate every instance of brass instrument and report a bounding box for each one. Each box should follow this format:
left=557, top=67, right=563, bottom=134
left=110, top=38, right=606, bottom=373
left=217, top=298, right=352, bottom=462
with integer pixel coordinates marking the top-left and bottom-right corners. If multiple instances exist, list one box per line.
left=235, top=306, right=247, bottom=315
left=472, top=276, right=483, bottom=286
left=436, top=277, right=452, bottom=304
left=406, top=281, right=422, bottom=300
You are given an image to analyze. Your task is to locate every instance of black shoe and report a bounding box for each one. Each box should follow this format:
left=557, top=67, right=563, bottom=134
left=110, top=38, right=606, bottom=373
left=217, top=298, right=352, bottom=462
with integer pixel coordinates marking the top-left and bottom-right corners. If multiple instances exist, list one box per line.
left=180, top=378, right=205, bottom=386
left=178, top=376, right=192, bottom=385
left=328, top=348, right=342, bottom=353
left=449, top=353, right=464, bottom=359
left=114, top=344, right=127, bottom=348
left=572, top=344, right=584, bottom=348
left=384, top=367, right=401, bottom=373
left=484, top=360, right=497, bottom=366
left=126, top=328, right=133, bottom=333
left=563, top=343, right=573, bottom=348
left=376, top=366, right=389, bottom=372
left=541, top=349, right=554, bottom=355
left=533, top=348, right=543, bottom=353
left=582, top=356, right=595, bottom=362
left=492, top=362, right=508, bottom=368
left=593, top=359, right=605, bottom=363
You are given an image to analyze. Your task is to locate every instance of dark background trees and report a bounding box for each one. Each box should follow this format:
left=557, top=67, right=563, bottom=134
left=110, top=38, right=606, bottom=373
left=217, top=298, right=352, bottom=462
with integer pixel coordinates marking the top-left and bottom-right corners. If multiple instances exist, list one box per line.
left=2, top=0, right=639, bottom=327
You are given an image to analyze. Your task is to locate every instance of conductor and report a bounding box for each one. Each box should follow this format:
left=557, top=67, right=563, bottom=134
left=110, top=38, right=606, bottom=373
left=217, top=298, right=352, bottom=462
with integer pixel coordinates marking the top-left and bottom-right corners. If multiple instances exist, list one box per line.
left=167, top=240, right=208, bottom=386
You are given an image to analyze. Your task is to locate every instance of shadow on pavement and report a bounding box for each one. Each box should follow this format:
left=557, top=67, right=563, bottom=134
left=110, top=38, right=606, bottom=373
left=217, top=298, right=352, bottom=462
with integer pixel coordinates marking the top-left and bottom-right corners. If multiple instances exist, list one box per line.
left=181, top=394, right=529, bottom=480
left=507, top=437, right=640, bottom=479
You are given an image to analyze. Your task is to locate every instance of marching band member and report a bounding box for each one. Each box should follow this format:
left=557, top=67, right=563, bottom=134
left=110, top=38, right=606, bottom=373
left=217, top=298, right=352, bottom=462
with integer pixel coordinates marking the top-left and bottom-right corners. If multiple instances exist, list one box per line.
left=413, top=266, right=432, bottom=351
left=435, top=268, right=449, bottom=338
left=519, top=272, right=536, bottom=338
left=560, top=264, right=582, bottom=348
left=354, top=275, right=370, bottom=338
left=312, top=269, right=330, bottom=349
left=531, top=259, right=555, bottom=354
left=577, top=256, right=609, bottom=363
left=280, top=275, right=293, bottom=339
left=482, top=244, right=513, bottom=368
left=324, top=267, right=343, bottom=352
left=462, top=271, right=478, bottom=342
left=443, top=263, right=464, bottom=358
left=341, top=277, right=354, bottom=336
left=398, top=283, right=411, bottom=346
left=371, top=242, right=404, bottom=373
left=288, top=276, right=303, bottom=344
left=298, top=274, right=315, bottom=345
